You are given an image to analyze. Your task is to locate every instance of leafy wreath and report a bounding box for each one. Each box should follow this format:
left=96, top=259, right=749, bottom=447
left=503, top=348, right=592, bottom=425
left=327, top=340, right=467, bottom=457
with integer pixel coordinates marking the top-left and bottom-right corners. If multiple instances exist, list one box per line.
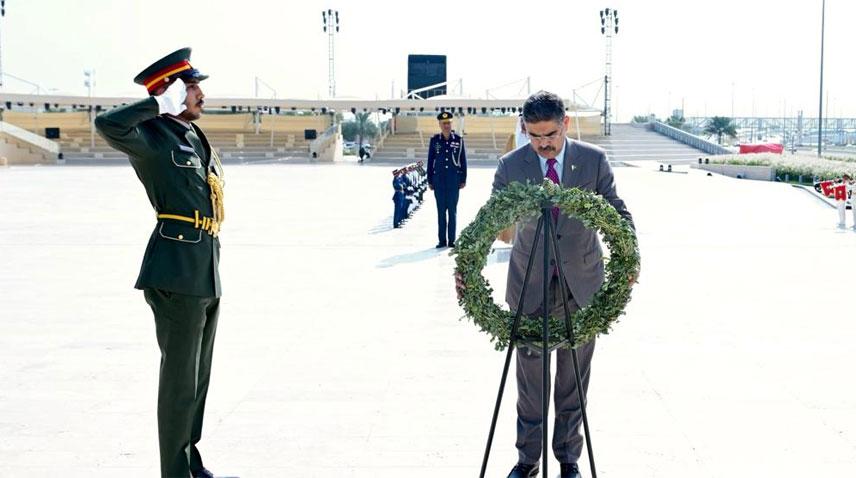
left=452, top=180, right=640, bottom=350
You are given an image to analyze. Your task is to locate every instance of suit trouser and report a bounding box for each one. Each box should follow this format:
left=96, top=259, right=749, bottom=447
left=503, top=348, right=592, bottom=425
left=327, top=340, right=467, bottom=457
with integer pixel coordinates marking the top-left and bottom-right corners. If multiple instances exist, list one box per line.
left=515, top=278, right=596, bottom=465
left=144, top=288, right=220, bottom=478
left=434, top=186, right=460, bottom=244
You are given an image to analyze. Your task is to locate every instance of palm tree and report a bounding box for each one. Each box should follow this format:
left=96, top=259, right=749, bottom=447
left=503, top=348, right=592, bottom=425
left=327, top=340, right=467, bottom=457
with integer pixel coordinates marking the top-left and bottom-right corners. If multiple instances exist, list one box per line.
left=666, top=113, right=685, bottom=129
left=355, top=112, right=373, bottom=150
left=704, top=116, right=738, bottom=145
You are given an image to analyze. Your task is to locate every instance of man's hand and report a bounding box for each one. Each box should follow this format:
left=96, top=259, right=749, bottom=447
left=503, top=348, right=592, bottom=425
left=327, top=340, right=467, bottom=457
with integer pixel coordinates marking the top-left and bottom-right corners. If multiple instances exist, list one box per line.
left=455, top=271, right=465, bottom=300
left=459, top=182, right=466, bottom=189
left=154, top=78, right=188, bottom=116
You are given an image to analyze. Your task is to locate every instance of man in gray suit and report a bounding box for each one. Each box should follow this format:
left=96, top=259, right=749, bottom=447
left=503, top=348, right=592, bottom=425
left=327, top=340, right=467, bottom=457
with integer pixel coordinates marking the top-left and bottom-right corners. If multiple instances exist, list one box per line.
left=493, top=91, right=635, bottom=478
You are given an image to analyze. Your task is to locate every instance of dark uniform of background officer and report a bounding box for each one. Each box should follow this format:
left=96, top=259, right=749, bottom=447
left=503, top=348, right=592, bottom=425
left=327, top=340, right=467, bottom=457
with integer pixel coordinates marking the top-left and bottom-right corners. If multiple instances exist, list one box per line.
left=427, top=111, right=467, bottom=248
left=392, top=169, right=407, bottom=228
left=94, top=48, right=225, bottom=478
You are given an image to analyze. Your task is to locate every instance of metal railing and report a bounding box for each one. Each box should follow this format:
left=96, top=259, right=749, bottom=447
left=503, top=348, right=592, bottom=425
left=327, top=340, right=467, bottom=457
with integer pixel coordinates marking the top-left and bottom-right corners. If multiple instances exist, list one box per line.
left=0, top=121, right=60, bottom=155
left=652, top=121, right=731, bottom=155
left=376, top=122, right=392, bottom=149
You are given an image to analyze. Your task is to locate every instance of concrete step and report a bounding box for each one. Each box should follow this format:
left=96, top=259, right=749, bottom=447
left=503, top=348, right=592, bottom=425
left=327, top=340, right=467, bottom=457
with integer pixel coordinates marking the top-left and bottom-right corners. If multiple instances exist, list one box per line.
left=218, top=147, right=307, bottom=153
left=62, top=152, right=128, bottom=160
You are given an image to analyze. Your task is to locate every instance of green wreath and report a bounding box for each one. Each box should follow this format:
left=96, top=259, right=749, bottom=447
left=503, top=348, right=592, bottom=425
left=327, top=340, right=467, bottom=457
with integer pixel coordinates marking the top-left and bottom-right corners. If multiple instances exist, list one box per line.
left=452, top=180, right=640, bottom=350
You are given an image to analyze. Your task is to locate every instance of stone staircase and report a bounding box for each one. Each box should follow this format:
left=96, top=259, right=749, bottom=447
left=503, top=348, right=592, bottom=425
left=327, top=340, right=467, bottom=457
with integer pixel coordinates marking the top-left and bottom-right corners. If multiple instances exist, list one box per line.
left=371, top=132, right=503, bottom=164
left=596, top=124, right=714, bottom=164
left=56, top=129, right=314, bottom=165
left=369, top=123, right=714, bottom=167
left=0, top=134, right=55, bottom=165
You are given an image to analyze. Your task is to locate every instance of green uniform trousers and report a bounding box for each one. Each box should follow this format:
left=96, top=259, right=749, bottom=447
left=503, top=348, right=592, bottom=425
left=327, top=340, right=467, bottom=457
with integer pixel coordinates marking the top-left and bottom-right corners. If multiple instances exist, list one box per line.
left=144, top=288, right=220, bottom=478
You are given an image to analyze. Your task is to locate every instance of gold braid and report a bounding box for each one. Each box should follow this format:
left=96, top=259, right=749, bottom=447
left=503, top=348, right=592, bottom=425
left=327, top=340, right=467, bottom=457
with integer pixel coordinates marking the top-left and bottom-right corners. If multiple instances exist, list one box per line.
left=207, top=149, right=225, bottom=236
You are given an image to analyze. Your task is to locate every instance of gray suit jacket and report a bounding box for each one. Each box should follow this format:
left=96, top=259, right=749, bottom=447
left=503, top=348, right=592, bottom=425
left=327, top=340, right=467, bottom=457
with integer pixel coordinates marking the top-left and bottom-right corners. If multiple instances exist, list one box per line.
left=492, top=138, right=634, bottom=314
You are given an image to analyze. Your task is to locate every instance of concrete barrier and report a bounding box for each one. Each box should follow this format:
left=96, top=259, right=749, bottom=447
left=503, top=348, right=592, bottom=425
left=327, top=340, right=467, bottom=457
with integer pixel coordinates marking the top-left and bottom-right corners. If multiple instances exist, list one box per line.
left=308, top=125, right=343, bottom=162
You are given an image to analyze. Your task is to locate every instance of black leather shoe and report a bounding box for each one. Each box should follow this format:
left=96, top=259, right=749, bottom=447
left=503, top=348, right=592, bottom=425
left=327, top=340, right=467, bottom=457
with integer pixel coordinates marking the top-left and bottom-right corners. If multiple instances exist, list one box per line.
left=191, top=468, right=215, bottom=478
left=560, top=462, right=581, bottom=478
left=435, top=242, right=447, bottom=248
left=507, top=462, right=539, bottom=478
left=448, top=241, right=455, bottom=248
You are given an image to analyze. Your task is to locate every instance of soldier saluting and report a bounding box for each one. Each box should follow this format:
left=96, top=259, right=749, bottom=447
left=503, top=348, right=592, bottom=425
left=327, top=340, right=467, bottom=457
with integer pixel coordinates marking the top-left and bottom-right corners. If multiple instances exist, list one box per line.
left=94, top=47, right=225, bottom=478
left=427, top=111, right=467, bottom=248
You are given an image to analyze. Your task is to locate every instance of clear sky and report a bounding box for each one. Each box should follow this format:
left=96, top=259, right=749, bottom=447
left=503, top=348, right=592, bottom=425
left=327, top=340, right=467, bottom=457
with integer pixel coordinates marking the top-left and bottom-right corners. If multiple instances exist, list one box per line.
left=0, top=0, right=852, bottom=122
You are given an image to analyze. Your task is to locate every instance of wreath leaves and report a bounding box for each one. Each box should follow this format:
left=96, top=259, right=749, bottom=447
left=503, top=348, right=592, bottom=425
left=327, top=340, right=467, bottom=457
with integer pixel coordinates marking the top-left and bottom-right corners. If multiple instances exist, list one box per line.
left=452, top=180, right=640, bottom=350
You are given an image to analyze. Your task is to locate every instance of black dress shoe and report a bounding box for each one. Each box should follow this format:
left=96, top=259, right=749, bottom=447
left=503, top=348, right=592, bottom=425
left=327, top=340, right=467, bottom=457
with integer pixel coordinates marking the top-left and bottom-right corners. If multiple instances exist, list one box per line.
left=507, top=462, right=539, bottom=478
left=560, top=462, right=581, bottom=478
left=192, top=468, right=215, bottom=478
left=435, top=242, right=447, bottom=248
left=448, top=241, right=455, bottom=248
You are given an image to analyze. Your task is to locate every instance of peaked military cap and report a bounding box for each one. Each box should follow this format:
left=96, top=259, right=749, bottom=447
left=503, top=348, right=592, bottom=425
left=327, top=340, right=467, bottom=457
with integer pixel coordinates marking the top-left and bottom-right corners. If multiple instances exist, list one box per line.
left=134, top=47, right=208, bottom=94
left=437, top=111, right=453, bottom=121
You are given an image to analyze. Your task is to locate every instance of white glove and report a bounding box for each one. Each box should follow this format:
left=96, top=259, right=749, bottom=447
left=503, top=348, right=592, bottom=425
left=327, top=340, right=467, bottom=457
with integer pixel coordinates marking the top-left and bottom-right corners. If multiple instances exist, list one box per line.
left=154, top=78, right=188, bottom=116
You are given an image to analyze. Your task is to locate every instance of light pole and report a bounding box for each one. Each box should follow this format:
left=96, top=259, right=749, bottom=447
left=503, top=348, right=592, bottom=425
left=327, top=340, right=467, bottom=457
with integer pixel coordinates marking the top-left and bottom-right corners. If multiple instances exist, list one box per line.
left=321, top=9, right=339, bottom=99
left=818, top=0, right=826, bottom=156
left=599, top=7, right=618, bottom=135
left=751, top=88, right=755, bottom=142
left=731, top=82, right=735, bottom=119
left=84, top=69, right=95, bottom=148
left=0, top=0, right=6, bottom=88
left=254, top=76, right=278, bottom=146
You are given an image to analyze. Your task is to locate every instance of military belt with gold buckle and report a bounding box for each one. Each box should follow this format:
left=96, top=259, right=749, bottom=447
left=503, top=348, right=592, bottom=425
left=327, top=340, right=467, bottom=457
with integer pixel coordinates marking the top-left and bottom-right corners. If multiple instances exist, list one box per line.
left=157, top=210, right=220, bottom=236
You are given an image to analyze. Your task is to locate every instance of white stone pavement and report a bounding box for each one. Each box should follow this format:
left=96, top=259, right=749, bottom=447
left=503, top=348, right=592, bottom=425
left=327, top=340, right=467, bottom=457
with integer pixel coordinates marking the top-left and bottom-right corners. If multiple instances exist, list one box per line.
left=1, top=161, right=856, bottom=477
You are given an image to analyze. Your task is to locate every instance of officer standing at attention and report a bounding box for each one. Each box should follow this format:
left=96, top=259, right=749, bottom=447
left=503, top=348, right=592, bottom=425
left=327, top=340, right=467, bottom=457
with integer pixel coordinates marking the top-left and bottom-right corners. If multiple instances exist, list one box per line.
left=392, top=169, right=407, bottom=228
left=94, top=48, right=226, bottom=478
left=427, top=111, right=467, bottom=248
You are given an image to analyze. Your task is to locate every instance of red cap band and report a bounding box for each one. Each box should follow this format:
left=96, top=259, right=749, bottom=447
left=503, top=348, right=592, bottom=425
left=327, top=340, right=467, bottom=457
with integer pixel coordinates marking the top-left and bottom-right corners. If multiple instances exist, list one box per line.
left=144, top=60, right=192, bottom=93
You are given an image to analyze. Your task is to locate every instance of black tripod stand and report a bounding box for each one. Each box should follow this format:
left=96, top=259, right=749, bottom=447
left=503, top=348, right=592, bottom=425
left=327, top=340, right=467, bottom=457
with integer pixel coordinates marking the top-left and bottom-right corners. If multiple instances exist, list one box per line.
left=479, top=205, right=597, bottom=478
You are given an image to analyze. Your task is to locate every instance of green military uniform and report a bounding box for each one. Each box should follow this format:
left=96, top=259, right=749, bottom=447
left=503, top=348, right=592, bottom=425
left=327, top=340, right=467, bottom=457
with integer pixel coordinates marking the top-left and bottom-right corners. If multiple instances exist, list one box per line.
left=94, top=48, right=224, bottom=478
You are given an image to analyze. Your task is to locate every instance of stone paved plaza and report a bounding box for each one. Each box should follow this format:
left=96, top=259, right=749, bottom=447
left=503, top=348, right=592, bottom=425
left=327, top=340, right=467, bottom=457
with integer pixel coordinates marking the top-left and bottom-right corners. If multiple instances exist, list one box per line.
left=2, top=162, right=856, bottom=477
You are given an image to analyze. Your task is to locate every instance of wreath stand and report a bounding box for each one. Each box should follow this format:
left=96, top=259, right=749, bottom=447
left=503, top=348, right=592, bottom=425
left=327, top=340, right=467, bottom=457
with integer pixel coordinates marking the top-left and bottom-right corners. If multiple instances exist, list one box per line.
left=479, top=204, right=597, bottom=478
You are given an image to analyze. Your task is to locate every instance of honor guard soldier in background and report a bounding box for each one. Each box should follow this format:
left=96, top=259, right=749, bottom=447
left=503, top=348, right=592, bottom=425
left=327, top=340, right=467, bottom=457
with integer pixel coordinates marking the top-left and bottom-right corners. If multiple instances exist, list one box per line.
left=415, top=160, right=427, bottom=203
left=836, top=174, right=855, bottom=229
left=848, top=175, right=856, bottom=229
left=427, top=111, right=467, bottom=248
left=393, top=169, right=407, bottom=228
left=94, top=47, right=226, bottom=478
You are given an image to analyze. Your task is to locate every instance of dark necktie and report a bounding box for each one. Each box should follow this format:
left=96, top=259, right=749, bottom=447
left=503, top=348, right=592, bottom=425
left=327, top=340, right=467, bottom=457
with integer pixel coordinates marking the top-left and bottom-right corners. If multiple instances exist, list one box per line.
left=546, top=158, right=560, bottom=222
left=546, top=158, right=561, bottom=277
